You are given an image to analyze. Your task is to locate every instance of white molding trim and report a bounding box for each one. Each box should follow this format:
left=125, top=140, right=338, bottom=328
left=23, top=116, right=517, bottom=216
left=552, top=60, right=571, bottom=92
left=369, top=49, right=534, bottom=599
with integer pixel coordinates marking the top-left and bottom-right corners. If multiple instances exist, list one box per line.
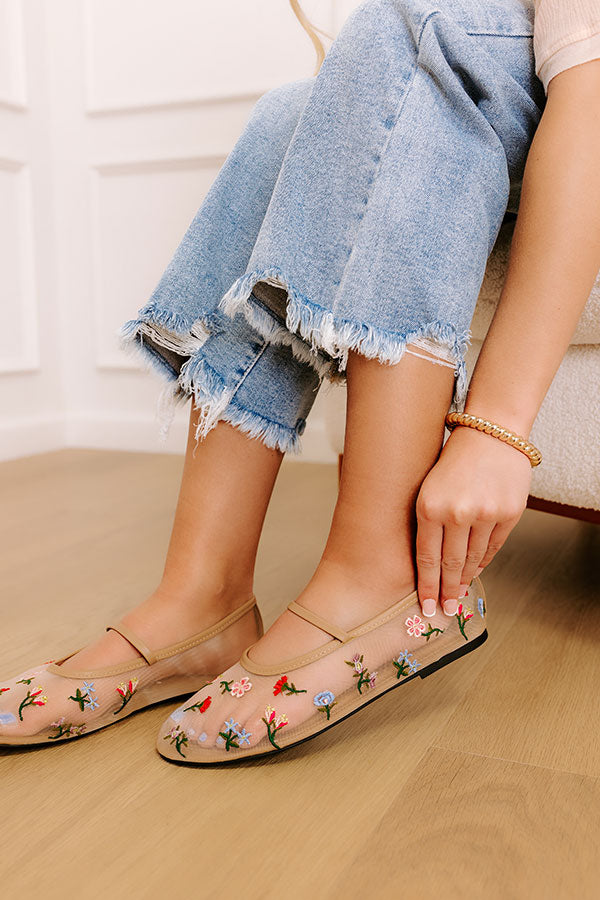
left=0, top=157, right=40, bottom=373
left=81, top=0, right=276, bottom=116
left=88, top=153, right=227, bottom=371
left=0, top=0, right=27, bottom=110
left=0, top=413, right=66, bottom=462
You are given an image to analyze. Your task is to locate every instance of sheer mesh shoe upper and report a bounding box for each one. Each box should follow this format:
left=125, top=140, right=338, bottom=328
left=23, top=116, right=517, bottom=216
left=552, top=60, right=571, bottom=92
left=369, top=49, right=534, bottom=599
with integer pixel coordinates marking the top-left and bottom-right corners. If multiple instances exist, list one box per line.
left=157, top=581, right=487, bottom=763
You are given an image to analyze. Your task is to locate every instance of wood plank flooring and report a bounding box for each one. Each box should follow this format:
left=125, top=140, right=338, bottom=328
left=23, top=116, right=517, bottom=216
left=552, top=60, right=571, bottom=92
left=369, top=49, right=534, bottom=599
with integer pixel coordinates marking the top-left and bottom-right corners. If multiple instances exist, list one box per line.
left=0, top=450, right=598, bottom=899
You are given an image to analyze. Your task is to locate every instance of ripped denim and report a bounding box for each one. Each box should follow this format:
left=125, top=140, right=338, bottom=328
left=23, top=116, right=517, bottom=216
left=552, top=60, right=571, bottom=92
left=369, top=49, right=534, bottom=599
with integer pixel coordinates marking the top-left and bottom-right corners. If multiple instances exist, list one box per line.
left=119, top=0, right=545, bottom=453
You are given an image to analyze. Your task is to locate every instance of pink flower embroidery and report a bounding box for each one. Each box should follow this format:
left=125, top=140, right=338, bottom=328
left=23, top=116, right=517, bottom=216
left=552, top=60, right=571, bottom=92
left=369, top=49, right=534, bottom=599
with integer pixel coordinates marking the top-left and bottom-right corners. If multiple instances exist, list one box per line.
left=230, top=677, right=253, bottom=698
left=352, top=653, right=363, bottom=673
left=18, top=686, right=48, bottom=721
left=262, top=706, right=289, bottom=749
left=405, top=615, right=427, bottom=637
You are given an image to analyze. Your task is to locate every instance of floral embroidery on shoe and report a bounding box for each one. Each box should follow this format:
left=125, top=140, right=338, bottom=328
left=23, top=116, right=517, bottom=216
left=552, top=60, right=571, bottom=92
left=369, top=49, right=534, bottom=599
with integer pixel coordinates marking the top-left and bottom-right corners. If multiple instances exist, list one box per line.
left=345, top=654, right=377, bottom=694
left=164, top=725, right=189, bottom=757
left=218, top=718, right=242, bottom=751
left=455, top=603, right=474, bottom=641
left=393, top=650, right=421, bottom=679
left=262, top=706, right=288, bottom=750
left=230, top=678, right=253, bottom=698
left=273, top=675, right=307, bottom=697
left=405, top=615, right=427, bottom=637
left=113, top=678, right=139, bottom=714
left=184, top=695, right=212, bottom=713
left=477, top=596, right=486, bottom=618
left=236, top=727, right=252, bottom=747
left=48, top=717, right=86, bottom=740
left=18, top=686, right=47, bottom=720
left=82, top=681, right=99, bottom=711
left=0, top=687, right=10, bottom=696
left=422, top=623, right=445, bottom=641
left=69, top=687, right=90, bottom=711
left=219, top=679, right=234, bottom=694
left=313, top=690, right=337, bottom=720
left=16, top=677, right=35, bottom=686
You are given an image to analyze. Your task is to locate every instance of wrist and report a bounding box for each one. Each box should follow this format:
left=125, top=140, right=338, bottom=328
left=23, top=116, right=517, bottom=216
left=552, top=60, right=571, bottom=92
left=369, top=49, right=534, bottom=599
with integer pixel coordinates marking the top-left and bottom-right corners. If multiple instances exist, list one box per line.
left=462, top=398, right=535, bottom=439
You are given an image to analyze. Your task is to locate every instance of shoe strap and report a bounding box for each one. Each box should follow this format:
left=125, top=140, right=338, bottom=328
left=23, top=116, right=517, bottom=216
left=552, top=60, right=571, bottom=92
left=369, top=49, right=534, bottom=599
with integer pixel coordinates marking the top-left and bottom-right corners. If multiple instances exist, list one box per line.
left=241, top=587, right=421, bottom=677
left=286, top=600, right=350, bottom=642
left=105, top=624, right=158, bottom=666
left=46, top=595, right=259, bottom=681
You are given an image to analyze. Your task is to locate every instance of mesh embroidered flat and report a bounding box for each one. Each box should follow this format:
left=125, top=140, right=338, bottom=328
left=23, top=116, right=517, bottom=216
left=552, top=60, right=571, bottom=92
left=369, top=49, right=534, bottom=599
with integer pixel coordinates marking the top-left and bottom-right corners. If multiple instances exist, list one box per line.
left=156, top=578, right=487, bottom=764
left=0, top=596, right=262, bottom=746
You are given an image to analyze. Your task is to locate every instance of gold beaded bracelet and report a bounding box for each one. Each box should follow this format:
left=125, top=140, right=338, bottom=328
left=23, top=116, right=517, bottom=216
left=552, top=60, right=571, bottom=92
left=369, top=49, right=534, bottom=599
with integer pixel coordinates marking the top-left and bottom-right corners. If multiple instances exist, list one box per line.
left=445, top=412, right=542, bottom=467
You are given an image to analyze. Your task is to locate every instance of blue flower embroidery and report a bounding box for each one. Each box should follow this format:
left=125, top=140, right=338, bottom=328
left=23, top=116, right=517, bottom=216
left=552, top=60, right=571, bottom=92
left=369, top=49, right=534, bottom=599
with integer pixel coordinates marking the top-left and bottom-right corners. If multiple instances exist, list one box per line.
left=224, top=717, right=241, bottom=734
left=82, top=680, right=99, bottom=711
left=313, top=691, right=335, bottom=708
left=236, top=727, right=252, bottom=746
left=407, top=658, right=420, bottom=675
left=477, top=596, right=486, bottom=618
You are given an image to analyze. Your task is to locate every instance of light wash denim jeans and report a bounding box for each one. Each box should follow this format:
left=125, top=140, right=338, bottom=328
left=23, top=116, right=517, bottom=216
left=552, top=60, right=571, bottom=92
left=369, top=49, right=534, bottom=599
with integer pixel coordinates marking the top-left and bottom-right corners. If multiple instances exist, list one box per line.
left=120, top=0, right=545, bottom=453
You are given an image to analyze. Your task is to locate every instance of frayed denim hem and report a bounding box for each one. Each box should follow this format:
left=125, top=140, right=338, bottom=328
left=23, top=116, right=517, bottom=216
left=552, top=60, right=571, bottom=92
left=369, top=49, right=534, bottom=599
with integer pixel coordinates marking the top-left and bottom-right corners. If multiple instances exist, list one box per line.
left=117, top=315, right=302, bottom=454
left=220, top=266, right=470, bottom=410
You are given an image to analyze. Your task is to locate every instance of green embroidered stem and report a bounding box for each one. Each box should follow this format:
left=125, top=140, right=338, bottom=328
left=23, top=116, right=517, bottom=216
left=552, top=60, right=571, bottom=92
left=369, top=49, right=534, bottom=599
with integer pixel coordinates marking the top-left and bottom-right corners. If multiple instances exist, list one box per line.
left=68, top=688, right=89, bottom=711
left=423, top=624, right=445, bottom=641
left=263, top=721, right=282, bottom=750
left=393, top=660, right=410, bottom=679
left=218, top=728, right=240, bottom=751
left=280, top=682, right=306, bottom=695
left=220, top=680, right=233, bottom=694
left=16, top=677, right=35, bottom=686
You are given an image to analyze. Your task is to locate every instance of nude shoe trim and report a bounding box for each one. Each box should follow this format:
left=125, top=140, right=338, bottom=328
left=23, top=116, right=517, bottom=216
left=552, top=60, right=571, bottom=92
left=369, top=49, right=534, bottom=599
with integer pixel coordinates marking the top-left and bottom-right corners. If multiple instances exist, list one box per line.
left=240, top=582, right=480, bottom=678
left=286, top=600, right=350, bottom=642
left=46, top=594, right=258, bottom=680
left=106, top=623, right=158, bottom=666
left=241, top=588, right=423, bottom=677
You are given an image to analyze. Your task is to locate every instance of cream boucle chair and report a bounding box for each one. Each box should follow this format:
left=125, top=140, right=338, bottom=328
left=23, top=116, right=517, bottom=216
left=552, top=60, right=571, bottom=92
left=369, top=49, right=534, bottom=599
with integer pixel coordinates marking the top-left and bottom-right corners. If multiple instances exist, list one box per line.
left=324, top=218, right=600, bottom=522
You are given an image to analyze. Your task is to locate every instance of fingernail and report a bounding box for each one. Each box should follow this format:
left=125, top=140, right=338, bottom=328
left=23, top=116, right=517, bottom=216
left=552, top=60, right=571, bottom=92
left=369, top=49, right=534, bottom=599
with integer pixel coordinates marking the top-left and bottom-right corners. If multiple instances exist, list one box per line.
left=443, top=599, right=458, bottom=616
left=458, top=584, right=468, bottom=598
left=422, top=598, right=436, bottom=617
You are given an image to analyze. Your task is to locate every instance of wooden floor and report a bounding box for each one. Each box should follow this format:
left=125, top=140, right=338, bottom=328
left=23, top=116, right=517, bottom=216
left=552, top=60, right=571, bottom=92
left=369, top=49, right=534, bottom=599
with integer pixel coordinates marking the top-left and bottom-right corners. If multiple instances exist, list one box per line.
left=1, top=450, right=599, bottom=900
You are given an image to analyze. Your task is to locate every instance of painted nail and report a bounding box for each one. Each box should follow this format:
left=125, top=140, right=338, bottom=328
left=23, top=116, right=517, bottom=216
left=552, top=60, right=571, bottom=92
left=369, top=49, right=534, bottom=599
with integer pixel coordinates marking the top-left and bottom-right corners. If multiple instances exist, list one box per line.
left=422, top=598, right=436, bottom=617
left=443, top=599, right=458, bottom=616
left=458, top=584, right=469, bottom=598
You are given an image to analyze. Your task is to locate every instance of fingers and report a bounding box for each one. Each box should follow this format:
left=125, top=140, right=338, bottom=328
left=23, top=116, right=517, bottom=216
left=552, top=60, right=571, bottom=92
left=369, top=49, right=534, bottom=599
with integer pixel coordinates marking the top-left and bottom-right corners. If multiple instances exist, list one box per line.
left=477, top=518, right=519, bottom=569
left=460, top=522, right=495, bottom=590
left=439, top=524, right=470, bottom=616
left=415, top=518, right=443, bottom=617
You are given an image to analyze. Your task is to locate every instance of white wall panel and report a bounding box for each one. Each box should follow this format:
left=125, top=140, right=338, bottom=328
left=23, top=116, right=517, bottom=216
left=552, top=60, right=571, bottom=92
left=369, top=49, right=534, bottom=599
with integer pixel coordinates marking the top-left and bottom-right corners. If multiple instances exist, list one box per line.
left=0, top=0, right=27, bottom=109
left=84, top=0, right=334, bottom=113
left=90, top=156, right=225, bottom=369
left=0, top=159, right=39, bottom=372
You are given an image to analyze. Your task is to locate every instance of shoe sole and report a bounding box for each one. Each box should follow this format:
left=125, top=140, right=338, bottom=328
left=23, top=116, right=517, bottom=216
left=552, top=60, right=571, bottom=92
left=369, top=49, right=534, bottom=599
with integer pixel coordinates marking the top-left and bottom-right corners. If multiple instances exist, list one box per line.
left=160, top=628, right=489, bottom=767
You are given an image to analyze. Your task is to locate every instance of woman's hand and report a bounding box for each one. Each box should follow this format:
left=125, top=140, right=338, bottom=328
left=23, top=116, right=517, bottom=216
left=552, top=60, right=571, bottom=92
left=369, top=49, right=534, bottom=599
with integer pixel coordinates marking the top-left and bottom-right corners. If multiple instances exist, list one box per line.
left=415, top=425, right=531, bottom=617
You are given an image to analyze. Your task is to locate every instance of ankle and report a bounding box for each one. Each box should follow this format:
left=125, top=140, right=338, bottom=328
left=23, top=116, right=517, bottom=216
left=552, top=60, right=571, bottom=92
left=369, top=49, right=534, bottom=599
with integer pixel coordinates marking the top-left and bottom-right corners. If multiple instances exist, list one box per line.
left=151, top=574, right=255, bottom=618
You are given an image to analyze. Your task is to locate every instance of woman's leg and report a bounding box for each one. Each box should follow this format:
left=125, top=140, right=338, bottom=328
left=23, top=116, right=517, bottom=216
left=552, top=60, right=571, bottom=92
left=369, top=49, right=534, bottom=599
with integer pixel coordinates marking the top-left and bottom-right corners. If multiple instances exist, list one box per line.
left=61, top=408, right=282, bottom=672
left=241, top=346, right=456, bottom=665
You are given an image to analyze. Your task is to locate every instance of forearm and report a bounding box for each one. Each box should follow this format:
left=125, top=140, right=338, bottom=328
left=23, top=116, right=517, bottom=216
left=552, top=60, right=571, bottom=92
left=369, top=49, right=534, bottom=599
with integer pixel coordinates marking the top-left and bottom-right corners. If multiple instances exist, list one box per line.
left=464, top=59, right=600, bottom=437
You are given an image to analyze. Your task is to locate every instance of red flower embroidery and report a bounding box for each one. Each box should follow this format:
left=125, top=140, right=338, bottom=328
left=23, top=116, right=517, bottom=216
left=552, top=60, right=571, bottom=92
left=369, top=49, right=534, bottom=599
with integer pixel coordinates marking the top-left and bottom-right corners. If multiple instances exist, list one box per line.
left=199, top=697, right=211, bottom=713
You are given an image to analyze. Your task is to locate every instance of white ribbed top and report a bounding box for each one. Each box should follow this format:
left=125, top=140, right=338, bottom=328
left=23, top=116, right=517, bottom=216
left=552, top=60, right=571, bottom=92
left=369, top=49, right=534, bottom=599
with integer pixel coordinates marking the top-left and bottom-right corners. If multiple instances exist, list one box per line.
left=534, top=0, right=600, bottom=90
